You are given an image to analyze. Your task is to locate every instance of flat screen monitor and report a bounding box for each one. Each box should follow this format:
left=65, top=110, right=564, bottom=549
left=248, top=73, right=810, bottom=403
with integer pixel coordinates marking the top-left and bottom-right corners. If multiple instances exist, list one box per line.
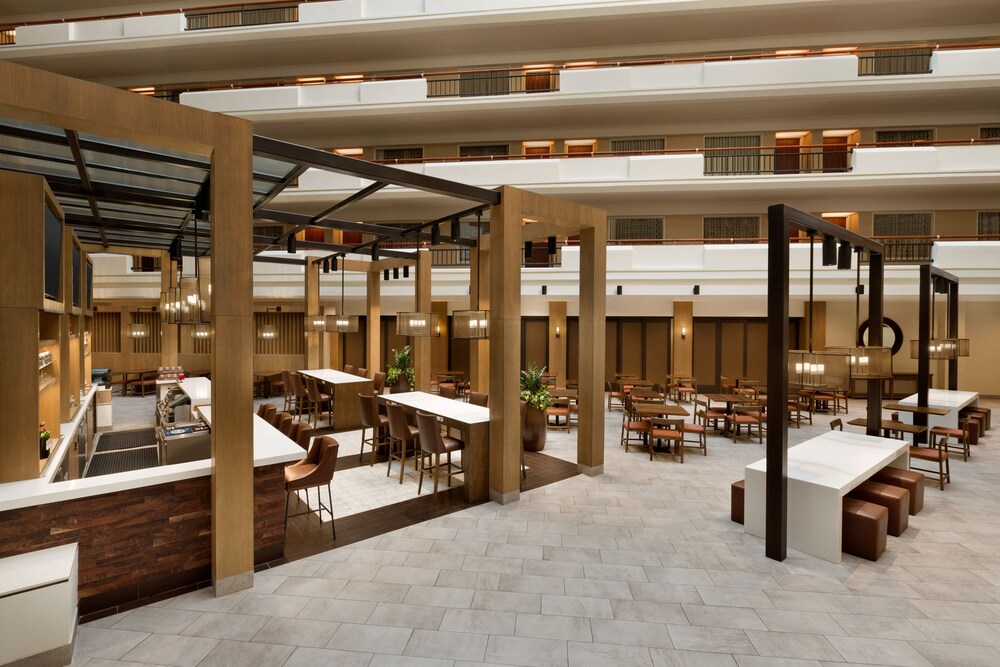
left=72, top=244, right=81, bottom=307
left=43, top=205, right=62, bottom=301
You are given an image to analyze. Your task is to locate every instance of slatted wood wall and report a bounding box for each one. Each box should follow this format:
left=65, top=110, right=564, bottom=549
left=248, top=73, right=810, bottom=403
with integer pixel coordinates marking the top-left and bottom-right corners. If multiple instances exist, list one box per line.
left=92, top=311, right=121, bottom=353
left=254, top=311, right=305, bottom=355
left=131, top=311, right=161, bottom=354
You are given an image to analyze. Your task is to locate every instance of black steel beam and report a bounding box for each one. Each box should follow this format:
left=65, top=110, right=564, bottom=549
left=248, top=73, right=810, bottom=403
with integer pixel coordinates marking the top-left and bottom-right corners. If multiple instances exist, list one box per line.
left=253, top=255, right=307, bottom=266
left=65, top=129, right=108, bottom=247
left=253, top=164, right=309, bottom=212
left=770, top=204, right=883, bottom=253
left=311, top=181, right=388, bottom=222
left=948, top=281, right=959, bottom=390
left=916, top=264, right=931, bottom=444
left=253, top=134, right=500, bottom=205
left=765, top=204, right=789, bottom=562
left=252, top=235, right=416, bottom=259
left=255, top=208, right=477, bottom=247
left=866, top=252, right=885, bottom=437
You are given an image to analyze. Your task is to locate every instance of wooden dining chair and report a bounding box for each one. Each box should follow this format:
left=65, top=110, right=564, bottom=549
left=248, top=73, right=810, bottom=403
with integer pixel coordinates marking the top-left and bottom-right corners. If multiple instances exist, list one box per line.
left=910, top=438, right=950, bottom=490
left=675, top=378, right=698, bottom=403
left=726, top=402, right=763, bottom=443
left=620, top=395, right=649, bottom=454
left=830, top=418, right=843, bottom=431
left=649, top=417, right=685, bottom=462
left=546, top=397, right=571, bottom=431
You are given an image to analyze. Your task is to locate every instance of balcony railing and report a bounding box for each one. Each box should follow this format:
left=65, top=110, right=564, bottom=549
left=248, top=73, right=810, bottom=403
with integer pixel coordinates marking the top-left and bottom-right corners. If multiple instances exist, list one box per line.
left=186, top=2, right=299, bottom=31
left=427, top=71, right=559, bottom=98
left=858, top=47, right=933, bottom=76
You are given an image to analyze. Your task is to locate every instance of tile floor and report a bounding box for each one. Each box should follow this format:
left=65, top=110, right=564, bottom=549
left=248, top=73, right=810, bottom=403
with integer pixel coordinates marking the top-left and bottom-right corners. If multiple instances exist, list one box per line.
left=79, top=394, right=1000, bottom=666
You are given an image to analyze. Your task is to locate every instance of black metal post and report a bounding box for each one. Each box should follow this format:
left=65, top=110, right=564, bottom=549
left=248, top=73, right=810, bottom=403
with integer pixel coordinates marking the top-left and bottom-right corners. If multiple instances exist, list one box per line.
left=866, top=252, right=884, bottom=437
left=765, top=204, right=789, bottom=562
left=916, top=264, right=931, bottom=444
left=948, top=281, right=959, bottom=391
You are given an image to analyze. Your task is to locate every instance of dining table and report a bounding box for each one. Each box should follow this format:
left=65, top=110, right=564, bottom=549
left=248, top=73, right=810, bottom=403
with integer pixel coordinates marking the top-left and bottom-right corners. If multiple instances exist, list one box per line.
left=633, top=403, right=690, bottom=418
left=299, top=368, right=374, bottom=431
left=376, top=391, right=489, bottom=502
left=846, top=418, right=928, bottom=440
left=630, top=387, right=664, bottom=402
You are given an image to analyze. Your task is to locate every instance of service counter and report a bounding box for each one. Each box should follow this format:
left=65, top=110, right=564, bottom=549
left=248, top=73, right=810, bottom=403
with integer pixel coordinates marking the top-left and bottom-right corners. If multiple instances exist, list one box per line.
left=0, top=391, right=302, bottom=616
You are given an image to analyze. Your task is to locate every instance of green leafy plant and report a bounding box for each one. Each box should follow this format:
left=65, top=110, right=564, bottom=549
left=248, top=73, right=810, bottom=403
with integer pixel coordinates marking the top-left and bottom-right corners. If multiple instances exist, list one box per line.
left=520, top=362, right=553, bottom=411
left=386, top=345, right=415, bottom=388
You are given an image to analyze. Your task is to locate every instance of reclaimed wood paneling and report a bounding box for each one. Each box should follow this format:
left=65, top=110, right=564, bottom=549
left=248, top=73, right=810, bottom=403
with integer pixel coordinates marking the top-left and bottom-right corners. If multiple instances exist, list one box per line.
left=0, top=464, right=286, bottom=614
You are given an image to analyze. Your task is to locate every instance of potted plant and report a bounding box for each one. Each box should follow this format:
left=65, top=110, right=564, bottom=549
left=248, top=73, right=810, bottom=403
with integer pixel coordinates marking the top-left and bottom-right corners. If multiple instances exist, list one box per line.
left=520, top=362, right=552, bottom=452
left=386, top=345, right=415, bottom=393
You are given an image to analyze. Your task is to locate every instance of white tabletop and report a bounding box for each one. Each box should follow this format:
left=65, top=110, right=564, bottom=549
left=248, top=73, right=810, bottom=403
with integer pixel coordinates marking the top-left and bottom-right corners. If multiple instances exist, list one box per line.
left=746, top=430, right=908, bottom=495
left=198, top=406, right=303, bottom=467
left=300, top=369, right=370, bottom=385
left=178, top=377, right=213, bottom=407
left=381, top=391, right=489, bottom=425
left=0, top=544, right=77, bottom=597
left=899, top=389, right=978, bottom=408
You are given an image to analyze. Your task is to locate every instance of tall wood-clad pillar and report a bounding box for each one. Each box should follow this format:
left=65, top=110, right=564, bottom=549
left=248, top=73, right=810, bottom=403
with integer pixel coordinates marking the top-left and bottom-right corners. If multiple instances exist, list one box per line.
left=209, top=117, right=255, bottom=597
left=366, top=271, right=381, bottom=378
left=672, top=301, right=693, bottom=375
left=160, top=252, right=178, bottom=367
left=469, top=247, right=490, bottom=393
left=548, top=301, right=567, bottom=387
left=578, top=221, right=606, bottom=475
left=304, top=261, right=321, bottom=369
left=800, top=301, right=827, bottom=351
left=0, top=172, right=51, bottom=483
left=488, top=187, right=522, bottom=504
left=413, top=250, right=432, bottom=391
left=431, top=300, right=449, bottom=375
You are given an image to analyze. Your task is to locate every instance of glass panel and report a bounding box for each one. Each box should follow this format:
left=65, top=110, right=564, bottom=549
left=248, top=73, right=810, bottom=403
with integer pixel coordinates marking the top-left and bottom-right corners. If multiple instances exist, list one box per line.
left=82, top=150, right=208, bottom=184
left=253, top=155, right=299, bottom=179
left=88, top=166, right=202, bottom=196
left=0, top=135, right=74, bottom=162
left=0, top=153, right=80, bottom=179
left=77, top=131, right=209, bottom=166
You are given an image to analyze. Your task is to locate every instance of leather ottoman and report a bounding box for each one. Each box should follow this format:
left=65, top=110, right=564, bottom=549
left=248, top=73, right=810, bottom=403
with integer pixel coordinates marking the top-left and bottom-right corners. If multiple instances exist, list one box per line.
left=731, top=480, right=745, bottom=524
left=849, top=481, right=909, bottom=537
left=871, top=468, right=924, bottom=515
left=843, top=498, right=887, bottom=561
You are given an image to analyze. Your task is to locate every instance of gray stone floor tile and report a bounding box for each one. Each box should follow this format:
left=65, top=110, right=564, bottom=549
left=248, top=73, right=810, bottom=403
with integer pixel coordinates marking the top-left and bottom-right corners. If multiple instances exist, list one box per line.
left=484, top=635, right=568, bottom=667
left=744, top=630, right=842, bottom=661
left=111, top=607, right=202, bottom=635
left=75, top=627, right=149, bottom=660
left=367, top=602, right=446, bottom=630
left=327, top=622, right=412, bottom=654
left=282, top=646, right=374, bottom=667
left=179, top=611, right=268, bottom=641
left=826, top=636, right=934, bottom=667
left=514, top=613, right=592, bottom=641
left=404, top=628, right=489, bottom=662
left=197, top=639, right=294, bottom=667
left=568, top=640, right=653, bottom=666
left=120, top=634, right=219, bottom=667
left=250, top=616, right=339, bottom=648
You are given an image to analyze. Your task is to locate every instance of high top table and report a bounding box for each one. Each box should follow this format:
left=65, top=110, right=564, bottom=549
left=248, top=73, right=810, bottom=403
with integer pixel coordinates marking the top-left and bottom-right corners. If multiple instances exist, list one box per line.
left=897, top=389, right=978, bottom=430
left=377, top=391, right=489, bottom=502
left=299, top=369, right=374, bottom=431
left=744, top=430, right=909, bottom=563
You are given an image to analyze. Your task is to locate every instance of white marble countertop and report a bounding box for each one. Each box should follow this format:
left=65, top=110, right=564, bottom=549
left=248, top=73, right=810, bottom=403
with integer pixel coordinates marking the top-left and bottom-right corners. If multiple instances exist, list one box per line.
left=0, top=405, right=302, bottom=513
left=899, top=389, right=979, bottom=408
left=0, top=544, right=77, bottom=597
left=379, top=391, right=489, bottom=425
left=300, top=368, right=370, bottom=385
left=178, top=377, right=212, bottom=407
left=40, top=384, right=100, bottom=484
left=746, top=430, right=907, bottom=494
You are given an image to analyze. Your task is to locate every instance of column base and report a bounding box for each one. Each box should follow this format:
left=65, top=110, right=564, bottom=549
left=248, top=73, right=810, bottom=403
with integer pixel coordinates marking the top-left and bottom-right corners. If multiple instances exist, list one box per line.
left=213, top=570, right=253, bottom=598
left=489, top=489, right=520, bottom=505
left=578, top=463, right=604, bottom=476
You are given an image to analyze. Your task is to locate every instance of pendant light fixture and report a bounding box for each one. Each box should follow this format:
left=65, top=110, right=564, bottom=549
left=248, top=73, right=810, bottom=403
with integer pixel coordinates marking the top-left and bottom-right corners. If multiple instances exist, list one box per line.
left=453, top=211, right=490, bottom=339
left=328, top=256, right=359, bottom=333
left=257, top=306, right=280, bottom=340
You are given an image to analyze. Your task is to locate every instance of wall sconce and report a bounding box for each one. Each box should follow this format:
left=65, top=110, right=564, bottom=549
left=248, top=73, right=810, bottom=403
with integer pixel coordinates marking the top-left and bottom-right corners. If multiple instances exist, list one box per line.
left=305, top=314, right=327, bottom=333
left=190, top=324, right=212, bottom=340
left=681, top=325, right=688, bottom=340
left=435, top=323, right=442, bottom=337
left=126, top=323, right=149, bottom=339
left=258, top=306, right=281, bottom=340
left=555, top=325, right=561, bottom=338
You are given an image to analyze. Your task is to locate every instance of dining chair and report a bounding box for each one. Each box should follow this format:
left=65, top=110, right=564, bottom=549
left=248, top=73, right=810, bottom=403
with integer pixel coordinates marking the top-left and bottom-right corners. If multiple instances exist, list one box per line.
left=372, top=371, right=387, bottom=395
left=649, top=417, right=685, bottom=462
left=357, top=367, right=368, bottom=378
left=266, top=372, right=285, bottom=401
left=620, top=395, right=649, bottom=454
left=726, top=402, right=763, bottom=443
left=675, top=378, right=697, bottom=403
left=358, top=393, right=390, bottom=465
left=607, top=381, right=626, bottom=411
left=305, top=376, right=333, bottom=427
left=909, top=438, right=950, bottom=490
left=694, top=398, right=725, bottom=432
left=546, top=397, right=571, bottom=431
left=830, top=418, right=843, bottom=431
left=284, top=436, right=340, bottom=538
left=468, top=391, right=488, bottom=407
left=343, top=364, right=355, bottom=375
left=280, top=370, right=295, bottom=413
left=277, top=413, right=296, bottom=437
left=386, top=401, right=419, bottom=484
left=415, top=410, right=464, bottom=496
left=439, top=384, right=458, bottom=400
left=269, top=410, right=290, bottom=429
left=292, top=373, right=311, bottom=420
left=295, top=423, right=315, bottom=451
left=257, top=402, right=276, bottom=419
left=681, top=416, right=707, bottom=457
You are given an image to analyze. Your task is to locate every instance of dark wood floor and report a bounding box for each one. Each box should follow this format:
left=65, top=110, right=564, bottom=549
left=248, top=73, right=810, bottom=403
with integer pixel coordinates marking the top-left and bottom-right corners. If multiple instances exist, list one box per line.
left=274, top=450, right=580, bottom=565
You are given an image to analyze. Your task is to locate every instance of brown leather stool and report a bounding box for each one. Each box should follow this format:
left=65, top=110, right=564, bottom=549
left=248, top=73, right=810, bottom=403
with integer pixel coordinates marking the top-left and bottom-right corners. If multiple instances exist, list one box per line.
left=843, top=498, right=887, bottom=561
left=871, top=468, right=924, bottom=515
left=964, top=406, right=991, bottom=431
left=849, top=481, right=909, bottom=537
left=731, top=480, right=745, bottom=524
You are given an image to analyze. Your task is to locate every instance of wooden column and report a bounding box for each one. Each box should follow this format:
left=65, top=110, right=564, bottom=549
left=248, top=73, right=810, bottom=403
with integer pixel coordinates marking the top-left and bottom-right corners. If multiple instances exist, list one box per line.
left=366, top=270, right=381, bottom=379
left=578, top=219, right=606, bottom=476
left=800, top=301, right=827, bottom=351
left=469, top=247, right=490, bottom=392
left=488, top=187, right=522, bottom=504
left=304, top=261, right=321, bottom=369
left=548, top=301, right=567, bottom=387
left=209, top=117, right=255, bottom=597
left=0, top=172, right=49, bottom=483
left=160, top=252, right=178, bottom=367
left=413, top=250, right=432, bottom=391
left=672, top=301, right=693, bottom=376
left=431, top=300, right=448, bottom=375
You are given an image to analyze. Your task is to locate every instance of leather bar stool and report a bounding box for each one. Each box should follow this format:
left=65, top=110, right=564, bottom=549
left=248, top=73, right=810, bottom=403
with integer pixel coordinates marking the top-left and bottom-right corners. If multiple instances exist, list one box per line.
left=872, top=468, right=924, bottom=515
left=386, top=401, right=419, bottom=484
left=258, top=403, right=277, bottom=425
left=415, top=410, right=464, bottom=496
left=468, top=391, right=488, bottom=407
left=358, top=393, right=390, bottom=465
left=843, top=498, right=888, bottom=561
left=849, top=481, right=909, bottom=537
left=273, top=411, right=293, bottom=435
left=284, top=436, right=340, bottom=538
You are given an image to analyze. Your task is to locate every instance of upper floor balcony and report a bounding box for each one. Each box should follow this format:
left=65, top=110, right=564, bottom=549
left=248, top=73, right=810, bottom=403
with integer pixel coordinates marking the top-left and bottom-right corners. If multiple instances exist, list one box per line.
left=177, top=46, right=1000, bottom=144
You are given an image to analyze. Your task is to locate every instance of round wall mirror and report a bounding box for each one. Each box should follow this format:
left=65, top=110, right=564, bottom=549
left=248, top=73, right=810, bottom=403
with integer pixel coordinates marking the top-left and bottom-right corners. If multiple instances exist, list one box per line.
left=857, top=317, right=903, bottom=355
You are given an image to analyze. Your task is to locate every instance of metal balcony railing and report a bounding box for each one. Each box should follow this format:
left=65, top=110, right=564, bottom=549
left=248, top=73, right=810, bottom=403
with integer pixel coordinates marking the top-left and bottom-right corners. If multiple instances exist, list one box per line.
left=427, top=71, right=560, bottom=98
left=703, top=146, right=852, bottom=175
left=858, top=48, right=933, bottom=76
left=430, top=248, right=471, bottom=267
left=186, top=2, right=299, bottom=30
left=0, top=29, right=14, bottom=45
